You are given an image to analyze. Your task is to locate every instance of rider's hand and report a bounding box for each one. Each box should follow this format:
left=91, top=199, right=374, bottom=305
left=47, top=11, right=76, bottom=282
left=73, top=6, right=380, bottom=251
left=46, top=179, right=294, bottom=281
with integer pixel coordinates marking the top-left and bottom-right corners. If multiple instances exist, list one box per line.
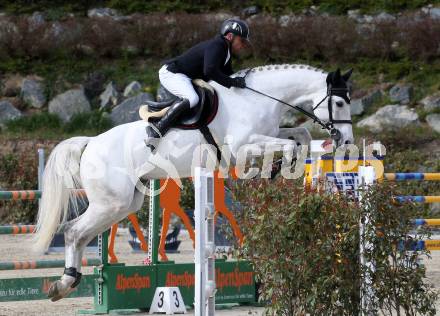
left=231, top=77, right=246, bottom=89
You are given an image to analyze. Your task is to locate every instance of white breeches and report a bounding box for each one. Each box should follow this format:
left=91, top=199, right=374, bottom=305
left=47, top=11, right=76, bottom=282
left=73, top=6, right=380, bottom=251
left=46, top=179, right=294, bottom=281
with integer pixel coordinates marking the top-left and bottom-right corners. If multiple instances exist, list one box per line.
left=159, top=65, right=199, bottom=108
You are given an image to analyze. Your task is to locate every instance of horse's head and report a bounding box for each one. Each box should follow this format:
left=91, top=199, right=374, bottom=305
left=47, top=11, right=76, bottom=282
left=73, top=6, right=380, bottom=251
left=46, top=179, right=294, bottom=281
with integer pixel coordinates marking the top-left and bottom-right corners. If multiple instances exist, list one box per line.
left=314, top=68, right=354, bottom=147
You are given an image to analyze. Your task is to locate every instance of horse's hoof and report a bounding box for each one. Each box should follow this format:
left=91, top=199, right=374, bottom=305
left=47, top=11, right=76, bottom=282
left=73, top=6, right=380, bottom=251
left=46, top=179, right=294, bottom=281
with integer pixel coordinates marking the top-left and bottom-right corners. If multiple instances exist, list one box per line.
left=48, top=280, right=75, bottom=302
left=50, top=294, right=63, bottom=302
left=48, top=281, right=62, bottom=301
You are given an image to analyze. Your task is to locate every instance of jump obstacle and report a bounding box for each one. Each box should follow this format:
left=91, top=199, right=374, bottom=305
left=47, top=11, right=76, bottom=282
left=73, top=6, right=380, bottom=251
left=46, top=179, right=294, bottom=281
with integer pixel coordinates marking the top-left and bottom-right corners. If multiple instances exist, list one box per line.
left=0, top=258, right=100, bottom=271
left=0, top=190, right=101, bottom=302
left=0, top=149, right=253, bottom=313
left=305, top=153, right=440, bottom=250
left=306, top=140, right=439, bottom=316
left=86, top=177, right=255, bottom=314
left=0, top=180, right=255, bottom=311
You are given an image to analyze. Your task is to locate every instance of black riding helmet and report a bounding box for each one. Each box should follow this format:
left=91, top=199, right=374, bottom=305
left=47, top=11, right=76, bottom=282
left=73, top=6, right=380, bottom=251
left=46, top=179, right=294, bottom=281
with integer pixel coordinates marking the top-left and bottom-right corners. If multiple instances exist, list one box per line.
left=220, top=19, right=250, bottom=41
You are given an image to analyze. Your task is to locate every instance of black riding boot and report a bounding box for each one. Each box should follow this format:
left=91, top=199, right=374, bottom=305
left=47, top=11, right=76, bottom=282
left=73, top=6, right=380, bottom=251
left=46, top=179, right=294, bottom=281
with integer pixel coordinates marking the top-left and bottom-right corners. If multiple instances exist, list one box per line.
left=145, top=98, right=190, bottom=152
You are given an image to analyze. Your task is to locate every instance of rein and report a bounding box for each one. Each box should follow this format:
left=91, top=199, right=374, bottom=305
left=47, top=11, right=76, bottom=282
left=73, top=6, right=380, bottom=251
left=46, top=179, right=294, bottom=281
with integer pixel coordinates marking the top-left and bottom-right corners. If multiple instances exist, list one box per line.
left=242, top=68, right=352, bottom=141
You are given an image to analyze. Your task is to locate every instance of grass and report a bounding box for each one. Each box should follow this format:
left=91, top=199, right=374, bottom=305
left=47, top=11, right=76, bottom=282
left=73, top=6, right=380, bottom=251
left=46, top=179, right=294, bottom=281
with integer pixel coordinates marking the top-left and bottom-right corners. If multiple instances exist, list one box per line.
left=3, top=110, right=113, bottom=139
left=1, top=55, right=439, bottom=140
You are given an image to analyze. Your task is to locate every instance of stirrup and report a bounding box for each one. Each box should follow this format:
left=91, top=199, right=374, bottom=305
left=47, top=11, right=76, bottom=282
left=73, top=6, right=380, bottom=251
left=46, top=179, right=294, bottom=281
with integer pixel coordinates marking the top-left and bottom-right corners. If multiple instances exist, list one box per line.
left=145, top=124, right=161, bottom=153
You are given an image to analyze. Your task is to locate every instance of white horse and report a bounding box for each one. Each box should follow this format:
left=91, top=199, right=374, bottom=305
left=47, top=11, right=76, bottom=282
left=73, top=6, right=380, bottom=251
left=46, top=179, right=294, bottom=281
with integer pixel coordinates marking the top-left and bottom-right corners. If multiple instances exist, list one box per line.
left=33, top=64, right=353, bottom=301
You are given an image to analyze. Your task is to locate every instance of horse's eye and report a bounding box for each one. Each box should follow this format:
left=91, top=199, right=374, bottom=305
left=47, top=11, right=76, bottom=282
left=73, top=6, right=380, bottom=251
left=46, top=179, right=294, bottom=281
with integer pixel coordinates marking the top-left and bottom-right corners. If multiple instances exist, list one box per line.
left=336, top=101, right=344, bottom=107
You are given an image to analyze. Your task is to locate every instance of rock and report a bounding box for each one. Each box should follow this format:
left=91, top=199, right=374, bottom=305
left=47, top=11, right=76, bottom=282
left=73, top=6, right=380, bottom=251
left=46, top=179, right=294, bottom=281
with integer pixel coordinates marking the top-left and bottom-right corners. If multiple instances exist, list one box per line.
left=99, top=82, right=119, bottom=110
left=355, top=23, right=375, bottom=36
left=84, top=72, right=106, bottom=100
left=350, top=99, right=364, bottom=116
left=2, top=74, right=24, bottom=97
left=363, top=15, right=374, bottom=23
left=296, top=100, right=314, bottom=113
left=421, top=5, right=432, bottom=14
left=278, top=14, right=302, bottom=26
left=280, top=109, right=298, bottom=128
left=279, top=15, right=291, bottom=27
left=426, top=114, right=440, bottom=133
left=28, top=11, right=45, bottom=29
left=123, top=81, right=142, bottom=98
left=422, top=6, right=440, bottom=19
left=299, top=119, right=328, bottom=136
left=302, top=6, right=318, bottom=16
left=21, top=79, right=46, bottom=108
left=50, top=21, right=64, bottom=38
left=374, top=12, right=396, bottom=22
left=122, top=45, right=140, bottom=55
left=352, top=13, right=375, bottom=24
left=350, top=89, right=382, bottom=116
left=357, top=105, right=419, bottom=132
left=420, top=92, right=440, bottom=112
left=0, top=100, right=22, bottom=127
left=241, top=6, right=260, bottom=17
left=110, top=93, right=154, bottom=125
left=87, top=8, right=120, bottom=18
left=48, top=88, right=91, bottom=122
left=77, top=44, right=95, bottom=56
left=156, top=84, right=176, bottom=102
left=430, top=7, right=440, bottom=19
left=0, top=19, right=18, bottom=40
left=363, top=89, right=382, bottom=105
left=389, top=84, right=413, bottom=104
left=347, top=9, right=361, bottom=20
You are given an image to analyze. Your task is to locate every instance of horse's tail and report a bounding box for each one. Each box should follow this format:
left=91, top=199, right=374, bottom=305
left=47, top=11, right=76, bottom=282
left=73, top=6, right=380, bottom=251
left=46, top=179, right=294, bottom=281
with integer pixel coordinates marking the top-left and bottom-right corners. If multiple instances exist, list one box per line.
left=33, top=136, right=90, bottom=253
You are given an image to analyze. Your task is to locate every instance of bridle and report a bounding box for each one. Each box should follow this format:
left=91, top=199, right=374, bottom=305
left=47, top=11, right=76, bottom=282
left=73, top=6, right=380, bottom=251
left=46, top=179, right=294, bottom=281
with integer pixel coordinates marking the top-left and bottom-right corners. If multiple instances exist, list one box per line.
left=242, top=68, right=352, bottom=142
left=312, top=84, right=353, bottom=131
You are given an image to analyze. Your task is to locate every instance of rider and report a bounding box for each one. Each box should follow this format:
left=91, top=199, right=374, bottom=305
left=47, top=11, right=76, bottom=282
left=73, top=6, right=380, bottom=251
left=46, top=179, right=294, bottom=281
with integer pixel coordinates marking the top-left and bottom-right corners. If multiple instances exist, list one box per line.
left=145, top=18, right=250, bottom=151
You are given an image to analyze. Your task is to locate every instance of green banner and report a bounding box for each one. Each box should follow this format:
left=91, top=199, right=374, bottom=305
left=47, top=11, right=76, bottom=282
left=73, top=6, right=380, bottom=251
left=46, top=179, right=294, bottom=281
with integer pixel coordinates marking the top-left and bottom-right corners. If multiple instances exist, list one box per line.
left=157, top=261, right=256, bottom=305
left=93, top=265, right=157, bottom=314
left=0, top=275, right=95, bottom=302
left=90, top=261, right=255, bottom=313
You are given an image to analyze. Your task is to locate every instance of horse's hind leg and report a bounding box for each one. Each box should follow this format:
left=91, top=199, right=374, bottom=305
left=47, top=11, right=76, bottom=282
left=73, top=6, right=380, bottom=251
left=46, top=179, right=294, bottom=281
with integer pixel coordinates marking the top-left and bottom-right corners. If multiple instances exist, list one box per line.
left=48, top=190, right=145, bottom=301
left=48, top=203, right=129, bottom=301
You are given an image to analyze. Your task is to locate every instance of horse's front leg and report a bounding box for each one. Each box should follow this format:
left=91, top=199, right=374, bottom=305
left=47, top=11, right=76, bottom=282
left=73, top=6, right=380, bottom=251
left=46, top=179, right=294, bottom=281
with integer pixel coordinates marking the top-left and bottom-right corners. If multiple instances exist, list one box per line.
left=277, top=127, right=312, bottom=147
left=233, top=134, right=300, bottom=179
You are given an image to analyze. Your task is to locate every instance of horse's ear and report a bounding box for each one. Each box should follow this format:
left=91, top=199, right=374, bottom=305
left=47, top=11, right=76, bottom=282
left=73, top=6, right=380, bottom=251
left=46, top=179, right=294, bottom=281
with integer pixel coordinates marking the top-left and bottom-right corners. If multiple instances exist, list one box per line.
left=342, top=68, right=353, bottom=81
left=334, top=68, right=341, bottom=80
left=326, top=72, right=333, bottom=85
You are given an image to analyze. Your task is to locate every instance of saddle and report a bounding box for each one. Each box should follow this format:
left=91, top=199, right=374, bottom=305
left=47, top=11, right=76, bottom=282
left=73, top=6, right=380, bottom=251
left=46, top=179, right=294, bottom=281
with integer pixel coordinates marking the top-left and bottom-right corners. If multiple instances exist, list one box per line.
left=139, top=79, right=218, bottom=130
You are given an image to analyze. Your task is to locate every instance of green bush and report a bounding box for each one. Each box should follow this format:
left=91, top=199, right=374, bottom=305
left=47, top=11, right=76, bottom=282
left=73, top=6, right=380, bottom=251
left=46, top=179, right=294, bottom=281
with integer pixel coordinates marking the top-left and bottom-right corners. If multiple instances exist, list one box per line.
left=362, top=183, right=437, bottom=315
left=4, top=111, right=113, bottom=136
left=63, top=111, right=113, bottom=134
left=231, top=178, right=437, bottom=315
left=1, top=12, right=439, bottom=64
left=0, top=0, right=435, bottom=15
left=0, top=153, right=38, bottom=224
left=5, top=112, right=61, bottom=133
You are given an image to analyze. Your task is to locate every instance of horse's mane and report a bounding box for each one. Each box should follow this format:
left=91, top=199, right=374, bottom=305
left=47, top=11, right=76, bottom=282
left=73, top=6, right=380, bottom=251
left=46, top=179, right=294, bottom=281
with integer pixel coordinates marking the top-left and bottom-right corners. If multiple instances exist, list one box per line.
left=235, top=64, right=326, bottom=77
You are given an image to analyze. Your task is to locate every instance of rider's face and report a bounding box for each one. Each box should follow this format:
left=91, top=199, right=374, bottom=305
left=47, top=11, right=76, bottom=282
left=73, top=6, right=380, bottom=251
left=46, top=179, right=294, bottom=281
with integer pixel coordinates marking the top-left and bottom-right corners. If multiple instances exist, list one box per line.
left=231, top=35, right=249, bottom=56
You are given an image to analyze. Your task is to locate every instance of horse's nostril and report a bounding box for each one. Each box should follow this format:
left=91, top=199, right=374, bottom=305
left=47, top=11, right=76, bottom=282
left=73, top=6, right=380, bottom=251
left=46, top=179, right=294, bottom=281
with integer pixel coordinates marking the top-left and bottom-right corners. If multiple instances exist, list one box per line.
left=345, top=140, right=351, bottom=144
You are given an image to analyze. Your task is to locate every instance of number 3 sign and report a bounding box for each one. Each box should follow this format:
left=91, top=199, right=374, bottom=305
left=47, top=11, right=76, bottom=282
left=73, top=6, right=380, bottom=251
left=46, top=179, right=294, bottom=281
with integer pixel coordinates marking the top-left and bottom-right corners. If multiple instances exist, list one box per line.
left=149, top=287, right=187, bottom=314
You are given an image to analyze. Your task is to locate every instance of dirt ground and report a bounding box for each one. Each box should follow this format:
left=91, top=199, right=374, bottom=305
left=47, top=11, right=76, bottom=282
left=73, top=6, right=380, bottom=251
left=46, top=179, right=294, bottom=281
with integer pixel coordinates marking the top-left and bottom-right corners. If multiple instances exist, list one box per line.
left=0, top=228, right=439, bottom=315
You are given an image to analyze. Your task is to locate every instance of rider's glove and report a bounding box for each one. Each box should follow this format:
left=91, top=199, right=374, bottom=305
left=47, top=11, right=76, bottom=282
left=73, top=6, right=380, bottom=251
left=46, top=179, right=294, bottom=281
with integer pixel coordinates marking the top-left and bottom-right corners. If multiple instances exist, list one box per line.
left=231, top=77, right=246, bottom=89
